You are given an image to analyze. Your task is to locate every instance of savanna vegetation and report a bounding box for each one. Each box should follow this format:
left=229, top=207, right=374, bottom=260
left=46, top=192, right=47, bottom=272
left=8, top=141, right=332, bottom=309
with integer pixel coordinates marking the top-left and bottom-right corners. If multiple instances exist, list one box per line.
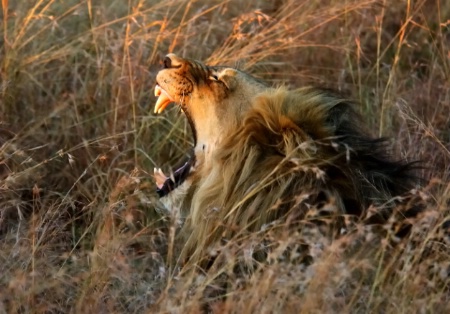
left=0, top=0, right=449, bottom=312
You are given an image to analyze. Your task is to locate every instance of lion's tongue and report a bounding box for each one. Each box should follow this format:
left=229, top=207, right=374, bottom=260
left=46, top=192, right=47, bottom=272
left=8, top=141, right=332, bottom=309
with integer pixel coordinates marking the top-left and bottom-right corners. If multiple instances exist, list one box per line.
left=154, top=85, right=174, bottom=114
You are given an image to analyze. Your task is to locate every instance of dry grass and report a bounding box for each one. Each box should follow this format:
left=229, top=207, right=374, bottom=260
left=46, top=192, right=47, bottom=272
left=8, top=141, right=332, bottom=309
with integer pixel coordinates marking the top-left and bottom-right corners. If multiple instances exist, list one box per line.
left=0, top=0, right=449, bottom=313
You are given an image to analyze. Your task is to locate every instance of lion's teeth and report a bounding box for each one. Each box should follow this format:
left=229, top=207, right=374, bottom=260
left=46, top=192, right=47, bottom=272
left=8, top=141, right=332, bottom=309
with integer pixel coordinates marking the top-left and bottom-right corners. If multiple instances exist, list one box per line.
left=158, top=168, right=166, bottom=176
left=154, top=86, right=174, bottom=114
left=154, top=95, right=168, bottom=114
left=154, top=167, right=168, bottom=189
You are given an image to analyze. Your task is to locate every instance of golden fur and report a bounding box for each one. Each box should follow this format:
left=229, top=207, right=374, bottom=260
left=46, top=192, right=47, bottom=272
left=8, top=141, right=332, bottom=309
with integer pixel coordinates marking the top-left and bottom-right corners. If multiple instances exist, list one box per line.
left=153, top=54, right=415, bottom=265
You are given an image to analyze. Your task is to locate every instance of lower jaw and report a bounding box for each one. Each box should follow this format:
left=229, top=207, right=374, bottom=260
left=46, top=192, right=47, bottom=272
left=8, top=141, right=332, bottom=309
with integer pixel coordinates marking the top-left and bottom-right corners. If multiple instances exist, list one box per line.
left=156, top=155, right=195, bottom=198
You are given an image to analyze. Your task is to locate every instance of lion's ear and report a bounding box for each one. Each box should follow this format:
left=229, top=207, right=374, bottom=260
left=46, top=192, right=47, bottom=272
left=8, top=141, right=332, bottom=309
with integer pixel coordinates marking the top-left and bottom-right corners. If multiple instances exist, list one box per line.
left=218, top=68, right=239, bottom=90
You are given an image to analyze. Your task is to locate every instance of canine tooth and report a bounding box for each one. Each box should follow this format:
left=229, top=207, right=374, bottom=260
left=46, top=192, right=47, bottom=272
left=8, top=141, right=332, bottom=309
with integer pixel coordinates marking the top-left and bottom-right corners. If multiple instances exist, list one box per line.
left=156, top=168, right=167, bottom=177
left=154, top=94, right=169, bottom=114
left=154, top=167, right=169, bottom=189
left=154, top=87, right=174, bottom=114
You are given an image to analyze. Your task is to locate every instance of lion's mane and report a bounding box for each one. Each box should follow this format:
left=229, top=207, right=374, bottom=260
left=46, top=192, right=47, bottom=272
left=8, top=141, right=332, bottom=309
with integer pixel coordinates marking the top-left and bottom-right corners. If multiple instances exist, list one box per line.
left=180, top=87, right=415, bottom=264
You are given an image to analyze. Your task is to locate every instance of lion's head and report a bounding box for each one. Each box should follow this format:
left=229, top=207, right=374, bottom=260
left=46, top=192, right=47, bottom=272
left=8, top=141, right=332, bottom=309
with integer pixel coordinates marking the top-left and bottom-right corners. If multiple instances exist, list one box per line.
left=155, top=53, right=267, bottom=159
left=153, top=54, right=416, bottom=265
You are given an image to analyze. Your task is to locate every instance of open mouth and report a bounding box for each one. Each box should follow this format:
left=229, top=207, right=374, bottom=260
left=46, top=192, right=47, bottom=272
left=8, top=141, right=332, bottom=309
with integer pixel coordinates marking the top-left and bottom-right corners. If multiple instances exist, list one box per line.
left=154, top=84, right=194, bottom=198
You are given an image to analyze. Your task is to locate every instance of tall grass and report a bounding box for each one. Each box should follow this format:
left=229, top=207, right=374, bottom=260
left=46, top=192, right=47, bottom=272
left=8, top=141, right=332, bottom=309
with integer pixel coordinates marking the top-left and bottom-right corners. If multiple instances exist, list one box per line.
left=0, top=0, right=449, bottom=312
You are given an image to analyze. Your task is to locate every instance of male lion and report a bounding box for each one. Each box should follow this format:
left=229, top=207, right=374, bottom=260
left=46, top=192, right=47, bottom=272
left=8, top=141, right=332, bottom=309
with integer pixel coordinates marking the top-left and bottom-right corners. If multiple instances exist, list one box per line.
left=153, top=53, right=415, bottom=265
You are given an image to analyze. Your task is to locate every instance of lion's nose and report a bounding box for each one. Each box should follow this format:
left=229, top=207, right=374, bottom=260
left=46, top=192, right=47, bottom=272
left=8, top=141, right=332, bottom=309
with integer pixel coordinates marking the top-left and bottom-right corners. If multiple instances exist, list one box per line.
left=163, top=53, right=183, bottom=69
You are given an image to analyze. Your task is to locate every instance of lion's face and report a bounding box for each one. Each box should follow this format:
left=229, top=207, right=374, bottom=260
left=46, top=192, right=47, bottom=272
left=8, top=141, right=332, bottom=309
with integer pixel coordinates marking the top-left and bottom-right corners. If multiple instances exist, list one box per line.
left=154, top=54, right=268, bottom=156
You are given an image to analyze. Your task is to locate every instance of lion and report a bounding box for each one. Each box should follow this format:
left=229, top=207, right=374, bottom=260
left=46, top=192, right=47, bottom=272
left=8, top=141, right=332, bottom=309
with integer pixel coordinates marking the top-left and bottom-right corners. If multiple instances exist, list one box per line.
left=153, top=53, right=416, bottom=266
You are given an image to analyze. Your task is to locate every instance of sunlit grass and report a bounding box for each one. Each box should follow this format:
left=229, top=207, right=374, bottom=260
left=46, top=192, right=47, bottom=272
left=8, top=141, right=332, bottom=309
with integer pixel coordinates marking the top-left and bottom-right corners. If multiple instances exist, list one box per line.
left=0, top=0, right=449, bottom=312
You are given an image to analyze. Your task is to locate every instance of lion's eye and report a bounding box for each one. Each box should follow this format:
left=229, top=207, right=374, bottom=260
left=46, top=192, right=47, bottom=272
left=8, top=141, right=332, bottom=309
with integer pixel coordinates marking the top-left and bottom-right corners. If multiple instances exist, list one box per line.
left=208, top=74, right=219, bottom=81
